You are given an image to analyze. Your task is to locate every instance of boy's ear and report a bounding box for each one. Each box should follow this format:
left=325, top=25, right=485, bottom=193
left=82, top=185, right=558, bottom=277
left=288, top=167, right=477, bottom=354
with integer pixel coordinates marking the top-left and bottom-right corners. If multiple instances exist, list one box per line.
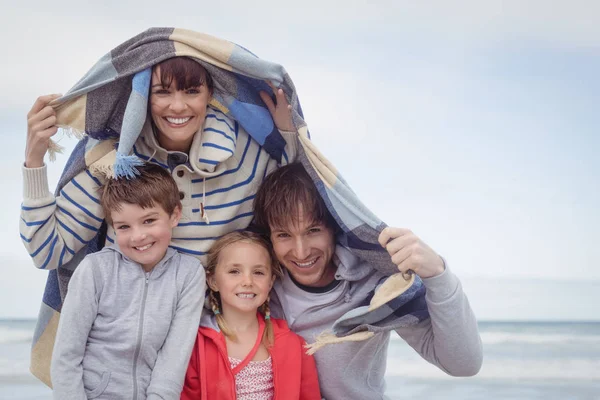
left=169, top=206, right=182, bottom=228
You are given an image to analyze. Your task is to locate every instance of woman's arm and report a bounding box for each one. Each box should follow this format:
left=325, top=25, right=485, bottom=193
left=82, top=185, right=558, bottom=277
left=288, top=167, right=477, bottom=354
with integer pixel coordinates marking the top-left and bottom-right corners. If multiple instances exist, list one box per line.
left=20, top=165, right=105, bottom=270
left=259, top=84, right=299, bottom=164
left=25, top=94, right=61, bottom=168
left=20, top=94, right=107, bottom=270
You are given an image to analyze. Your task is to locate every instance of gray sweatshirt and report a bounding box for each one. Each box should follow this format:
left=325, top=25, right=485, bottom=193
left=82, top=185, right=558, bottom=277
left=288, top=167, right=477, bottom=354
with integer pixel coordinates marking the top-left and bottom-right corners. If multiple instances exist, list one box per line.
left=51, top=246, right=205, bottom=400
left=270, top=245, right=482, bottom=400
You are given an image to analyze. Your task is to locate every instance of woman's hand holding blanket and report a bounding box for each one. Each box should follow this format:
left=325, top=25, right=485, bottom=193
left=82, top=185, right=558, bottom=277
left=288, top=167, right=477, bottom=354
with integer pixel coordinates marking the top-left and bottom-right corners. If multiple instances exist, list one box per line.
left=259, top=82, right=295, bottom=132
left=25, top=94, right=61, bottom=168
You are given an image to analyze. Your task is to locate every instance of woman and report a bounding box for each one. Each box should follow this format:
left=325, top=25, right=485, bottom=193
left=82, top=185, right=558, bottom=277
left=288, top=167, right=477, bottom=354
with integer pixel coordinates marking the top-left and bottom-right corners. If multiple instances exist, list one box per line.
left=21, top=56, right=297, bottom=269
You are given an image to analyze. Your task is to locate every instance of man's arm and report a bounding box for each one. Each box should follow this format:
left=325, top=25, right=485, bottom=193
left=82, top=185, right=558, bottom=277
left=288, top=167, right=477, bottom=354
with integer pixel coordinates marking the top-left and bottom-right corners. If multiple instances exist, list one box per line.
left=50, top=257, right=99, bottom=398
left=395, top=266, right=482, bottom=376
left=379, top=227, right=482, bottom=376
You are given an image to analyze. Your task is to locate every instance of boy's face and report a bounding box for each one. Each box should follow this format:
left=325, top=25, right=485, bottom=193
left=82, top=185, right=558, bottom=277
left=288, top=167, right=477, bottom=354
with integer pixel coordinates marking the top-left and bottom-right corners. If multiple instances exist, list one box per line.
left=110, top=202, right=181, bottom=272
left=269, top=205, right=337, bottom=288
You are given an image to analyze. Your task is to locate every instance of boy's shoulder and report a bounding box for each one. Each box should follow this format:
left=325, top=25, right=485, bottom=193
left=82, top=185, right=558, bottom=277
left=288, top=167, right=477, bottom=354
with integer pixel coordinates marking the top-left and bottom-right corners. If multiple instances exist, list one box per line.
left=168, top=250, right=204, bottom=275
left=81, top=246, right=121, bottom=267
left=171, top=251, right=203, bottom=267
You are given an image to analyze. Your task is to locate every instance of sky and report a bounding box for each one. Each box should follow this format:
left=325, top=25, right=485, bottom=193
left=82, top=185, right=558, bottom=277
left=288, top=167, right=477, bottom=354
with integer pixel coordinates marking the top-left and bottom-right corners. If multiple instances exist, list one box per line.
left=0, top=1, right=598, bottom=320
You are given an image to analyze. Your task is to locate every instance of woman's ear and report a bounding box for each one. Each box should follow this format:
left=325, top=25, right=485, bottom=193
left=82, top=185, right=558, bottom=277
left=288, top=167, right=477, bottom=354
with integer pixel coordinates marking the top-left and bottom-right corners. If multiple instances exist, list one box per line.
left=169, top=206, right=182, bottom=228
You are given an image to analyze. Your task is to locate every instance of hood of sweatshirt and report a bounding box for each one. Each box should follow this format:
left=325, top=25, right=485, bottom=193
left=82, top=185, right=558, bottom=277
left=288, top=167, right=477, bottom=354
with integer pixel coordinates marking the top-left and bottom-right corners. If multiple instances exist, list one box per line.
left=104, top=244, right=178, bottom=281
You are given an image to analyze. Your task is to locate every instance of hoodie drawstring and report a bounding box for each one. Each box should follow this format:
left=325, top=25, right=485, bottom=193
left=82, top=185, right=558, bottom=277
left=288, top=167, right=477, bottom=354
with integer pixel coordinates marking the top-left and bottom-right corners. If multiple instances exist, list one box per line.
left=201, top=178, right=210, bottom=224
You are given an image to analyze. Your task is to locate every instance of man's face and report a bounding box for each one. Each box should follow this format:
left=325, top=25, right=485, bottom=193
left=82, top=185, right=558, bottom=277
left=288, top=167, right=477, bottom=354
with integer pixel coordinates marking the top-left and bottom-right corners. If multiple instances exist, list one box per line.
left=269, top=206, right=337, bottom=287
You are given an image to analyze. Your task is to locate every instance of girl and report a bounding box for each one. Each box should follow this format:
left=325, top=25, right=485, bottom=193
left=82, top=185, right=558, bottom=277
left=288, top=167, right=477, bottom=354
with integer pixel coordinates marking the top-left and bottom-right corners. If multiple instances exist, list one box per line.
left=181, top=231, right=321, bottom=400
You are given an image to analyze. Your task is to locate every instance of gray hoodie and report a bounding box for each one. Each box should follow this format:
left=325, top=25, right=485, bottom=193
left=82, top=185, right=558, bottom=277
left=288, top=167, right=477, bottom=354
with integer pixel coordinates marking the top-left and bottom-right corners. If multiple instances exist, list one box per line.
left=51, top=246, right=205, bottom=400
left=270, top=245, right=482, bottom=400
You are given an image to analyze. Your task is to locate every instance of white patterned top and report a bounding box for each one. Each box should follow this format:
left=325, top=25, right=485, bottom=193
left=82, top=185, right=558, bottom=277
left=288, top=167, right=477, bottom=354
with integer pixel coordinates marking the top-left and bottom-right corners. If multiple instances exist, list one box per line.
left=229, top=356, right=274, bottom=400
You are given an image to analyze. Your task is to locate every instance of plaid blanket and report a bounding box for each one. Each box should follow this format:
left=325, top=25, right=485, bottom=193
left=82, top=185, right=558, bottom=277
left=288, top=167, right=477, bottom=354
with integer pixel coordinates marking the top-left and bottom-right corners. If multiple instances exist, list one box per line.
left=30, top=27, right=429, bottom=386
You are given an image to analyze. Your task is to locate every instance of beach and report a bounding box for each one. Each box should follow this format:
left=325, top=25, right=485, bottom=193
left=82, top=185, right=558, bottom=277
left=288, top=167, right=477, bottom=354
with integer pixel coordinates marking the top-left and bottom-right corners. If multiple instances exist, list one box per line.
left=1, top=319, right=599, bottom=399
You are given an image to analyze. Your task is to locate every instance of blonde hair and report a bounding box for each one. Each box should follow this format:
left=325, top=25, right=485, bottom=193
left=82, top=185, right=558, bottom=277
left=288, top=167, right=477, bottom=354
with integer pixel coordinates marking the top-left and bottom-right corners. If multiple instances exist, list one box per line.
left=206, top=231, right=282, bottom=347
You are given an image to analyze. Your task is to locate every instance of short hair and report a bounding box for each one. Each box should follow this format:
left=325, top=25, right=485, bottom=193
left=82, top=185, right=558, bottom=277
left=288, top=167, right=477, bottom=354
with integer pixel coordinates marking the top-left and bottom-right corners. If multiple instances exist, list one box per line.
left=206, top=231, right=282, bottom=346
left=100, top=163, right=181, bottom=224
left=154, top=56, right=214, bottom=94
left=253, top=163, right=337, bottom=234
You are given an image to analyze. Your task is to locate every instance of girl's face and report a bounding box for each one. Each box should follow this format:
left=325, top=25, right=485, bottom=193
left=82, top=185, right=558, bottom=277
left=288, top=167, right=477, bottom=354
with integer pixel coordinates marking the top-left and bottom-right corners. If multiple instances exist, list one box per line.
left=208, top=241, right=276, bottom=317
left=150, top=66, right=211, bottom=153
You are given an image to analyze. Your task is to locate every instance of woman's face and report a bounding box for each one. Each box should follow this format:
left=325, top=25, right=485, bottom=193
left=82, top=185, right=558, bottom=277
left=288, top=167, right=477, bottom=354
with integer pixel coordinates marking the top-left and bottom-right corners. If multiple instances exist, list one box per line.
left=150, top=66, right=211, bottom=153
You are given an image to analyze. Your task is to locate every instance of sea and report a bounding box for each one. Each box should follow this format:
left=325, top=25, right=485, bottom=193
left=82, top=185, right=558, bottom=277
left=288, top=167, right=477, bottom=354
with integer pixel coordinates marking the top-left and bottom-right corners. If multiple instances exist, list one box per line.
left=1, top=319, right=599, bottom=400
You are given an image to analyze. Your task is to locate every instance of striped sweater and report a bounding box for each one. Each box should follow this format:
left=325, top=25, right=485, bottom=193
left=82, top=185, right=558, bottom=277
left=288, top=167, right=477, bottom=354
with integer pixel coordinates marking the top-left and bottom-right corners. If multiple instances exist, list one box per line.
left=20, top=106, right=297, bottom=268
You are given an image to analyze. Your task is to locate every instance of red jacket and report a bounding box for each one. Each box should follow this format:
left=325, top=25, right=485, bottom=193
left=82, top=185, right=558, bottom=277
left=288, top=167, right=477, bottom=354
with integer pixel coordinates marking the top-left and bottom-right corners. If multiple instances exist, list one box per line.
left=181, top=314, right=321, bottom=400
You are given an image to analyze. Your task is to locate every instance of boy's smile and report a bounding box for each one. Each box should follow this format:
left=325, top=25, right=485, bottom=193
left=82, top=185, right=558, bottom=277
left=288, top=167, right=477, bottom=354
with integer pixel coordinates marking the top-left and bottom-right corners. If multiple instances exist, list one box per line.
left=110, top=203, right=181, bottom=272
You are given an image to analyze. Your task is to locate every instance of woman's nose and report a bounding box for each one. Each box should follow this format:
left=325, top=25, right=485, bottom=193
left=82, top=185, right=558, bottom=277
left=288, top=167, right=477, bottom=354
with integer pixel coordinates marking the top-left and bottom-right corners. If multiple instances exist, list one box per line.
left=169, top=93, right=187, bottom=112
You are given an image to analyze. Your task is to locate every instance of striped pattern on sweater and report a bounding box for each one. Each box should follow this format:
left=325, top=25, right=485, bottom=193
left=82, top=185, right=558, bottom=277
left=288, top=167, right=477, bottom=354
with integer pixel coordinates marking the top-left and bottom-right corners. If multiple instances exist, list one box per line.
left=20, top=107, right=296, bottom=269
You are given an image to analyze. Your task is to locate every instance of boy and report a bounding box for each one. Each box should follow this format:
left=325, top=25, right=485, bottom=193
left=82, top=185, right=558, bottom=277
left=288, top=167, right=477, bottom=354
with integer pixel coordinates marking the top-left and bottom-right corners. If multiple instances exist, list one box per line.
left=51, top=164, right=205, bottom=399
left=253, top=163, right=482, bottom=399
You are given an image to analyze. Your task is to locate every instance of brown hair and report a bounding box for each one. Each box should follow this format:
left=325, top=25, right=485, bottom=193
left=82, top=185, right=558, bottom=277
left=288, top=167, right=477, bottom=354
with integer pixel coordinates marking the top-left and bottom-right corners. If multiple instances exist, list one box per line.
left=154, top=56, right=214, bottom=94
left=253, top=163, right=338, bottom=235
left=100, top=163, right=181, bottom=224
left=206, top=231, right=282, bottom=347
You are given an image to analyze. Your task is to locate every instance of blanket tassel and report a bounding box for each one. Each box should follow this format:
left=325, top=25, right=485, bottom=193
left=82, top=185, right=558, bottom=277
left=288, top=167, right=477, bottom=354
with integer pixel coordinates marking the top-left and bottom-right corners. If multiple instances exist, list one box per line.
left=304, top=331, right=375, bottom=355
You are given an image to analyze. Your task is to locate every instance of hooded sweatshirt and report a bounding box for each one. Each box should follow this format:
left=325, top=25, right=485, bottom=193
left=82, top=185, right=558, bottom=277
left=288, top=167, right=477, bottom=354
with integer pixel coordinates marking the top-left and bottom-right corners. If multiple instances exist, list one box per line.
left=50, top=246, right=205, bottom=400
left=181, top=313, right=321, bottom=400
left=270, top=245, right=483, bottom=399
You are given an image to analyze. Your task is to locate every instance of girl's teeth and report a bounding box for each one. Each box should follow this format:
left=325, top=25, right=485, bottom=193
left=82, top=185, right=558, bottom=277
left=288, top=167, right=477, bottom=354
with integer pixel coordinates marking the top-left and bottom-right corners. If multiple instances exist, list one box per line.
left=166, top=117, right=191, bottom=125
left=136, top=243, right=153, bottom=251
left=236, top=293, right=256, bottom=299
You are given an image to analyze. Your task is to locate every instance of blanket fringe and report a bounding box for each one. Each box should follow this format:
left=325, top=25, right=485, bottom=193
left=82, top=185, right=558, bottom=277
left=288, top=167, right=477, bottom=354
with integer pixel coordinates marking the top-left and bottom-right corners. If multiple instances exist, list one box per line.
left=368, top=272, right=415, bottom=311
left=47, top=140, right=64, bottom=162
left=46, top=127, right=87, bottom=162
left=89, top=162, right=115, bottom=180
left=304, top=331, right=375, bottom=355
left=113, top=152, right=144, bottom=179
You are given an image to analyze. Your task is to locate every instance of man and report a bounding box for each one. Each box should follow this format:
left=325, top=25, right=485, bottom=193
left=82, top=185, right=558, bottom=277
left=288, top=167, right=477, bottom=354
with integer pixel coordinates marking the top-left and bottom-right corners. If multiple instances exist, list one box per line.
left=253, top=163, right=482, bottom=399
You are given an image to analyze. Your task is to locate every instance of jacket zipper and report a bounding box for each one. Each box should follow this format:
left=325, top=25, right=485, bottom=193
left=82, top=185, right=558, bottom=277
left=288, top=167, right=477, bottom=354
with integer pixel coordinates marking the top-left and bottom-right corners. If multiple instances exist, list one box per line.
left=216, top=338, right=238, bottom=398
left=132, top=271, right=150, bottom=399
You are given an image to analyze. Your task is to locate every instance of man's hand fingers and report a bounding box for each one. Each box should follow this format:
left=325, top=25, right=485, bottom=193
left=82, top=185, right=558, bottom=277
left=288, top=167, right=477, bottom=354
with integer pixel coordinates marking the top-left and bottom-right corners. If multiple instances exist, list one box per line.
left=378, top=227, right=411, bottom=248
